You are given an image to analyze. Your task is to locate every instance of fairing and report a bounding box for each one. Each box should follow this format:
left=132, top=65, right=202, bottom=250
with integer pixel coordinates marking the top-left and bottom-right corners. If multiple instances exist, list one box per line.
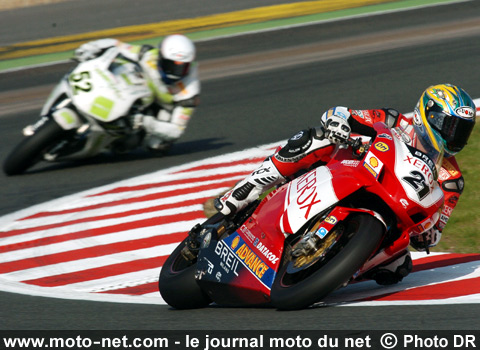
left=195, top=123, right=444, bottom=305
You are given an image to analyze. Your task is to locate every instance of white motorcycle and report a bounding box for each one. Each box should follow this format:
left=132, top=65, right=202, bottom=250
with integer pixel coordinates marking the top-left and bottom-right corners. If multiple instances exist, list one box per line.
left=3, top=47, right=154, bottom=175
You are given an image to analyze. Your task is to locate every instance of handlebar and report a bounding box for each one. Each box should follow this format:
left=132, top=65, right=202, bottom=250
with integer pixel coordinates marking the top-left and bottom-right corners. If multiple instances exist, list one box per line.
left=345, top=137, right=370, bottom=158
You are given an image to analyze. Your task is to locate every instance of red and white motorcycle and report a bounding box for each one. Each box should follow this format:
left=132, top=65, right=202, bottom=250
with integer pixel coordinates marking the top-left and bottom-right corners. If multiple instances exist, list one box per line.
left=159, top=122, right=444, bottom=310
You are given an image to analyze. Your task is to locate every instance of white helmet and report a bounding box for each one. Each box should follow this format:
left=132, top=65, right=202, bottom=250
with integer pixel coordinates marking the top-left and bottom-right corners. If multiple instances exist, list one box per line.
left=158, top=34, right=196, bottom=82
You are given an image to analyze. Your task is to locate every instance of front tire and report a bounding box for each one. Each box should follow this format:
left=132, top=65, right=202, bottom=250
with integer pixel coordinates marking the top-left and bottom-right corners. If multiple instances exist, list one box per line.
left=3, top=119, right=64, bottom=175
left=271, top=214, right=384, bottom=310
left=159, top=237, right=212, bottom=309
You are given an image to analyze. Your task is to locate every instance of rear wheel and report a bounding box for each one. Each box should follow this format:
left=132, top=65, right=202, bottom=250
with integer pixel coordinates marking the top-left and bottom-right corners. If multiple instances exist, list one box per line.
left=3, top=119, right=64, bottom=175
left=159, top=237, right=212, bottom=309
left=271, top=213, right=384, bottom=310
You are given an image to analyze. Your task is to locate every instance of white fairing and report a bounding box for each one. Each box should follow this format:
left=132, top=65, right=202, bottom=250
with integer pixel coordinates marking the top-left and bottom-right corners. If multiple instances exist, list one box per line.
left=394, top=136, right=444, bottom=208
left=69, top=47, right=152, bottom=122
left=280, top=167, right=339, bottom=234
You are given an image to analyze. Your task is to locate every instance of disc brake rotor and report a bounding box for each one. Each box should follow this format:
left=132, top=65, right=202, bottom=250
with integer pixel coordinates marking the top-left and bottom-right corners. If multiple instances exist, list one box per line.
left=292, top=223, right=344, bottom=270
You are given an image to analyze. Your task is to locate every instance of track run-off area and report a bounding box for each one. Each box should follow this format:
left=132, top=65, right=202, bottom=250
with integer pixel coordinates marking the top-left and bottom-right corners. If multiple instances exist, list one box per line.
left=1, top=104, right=479, bottom=307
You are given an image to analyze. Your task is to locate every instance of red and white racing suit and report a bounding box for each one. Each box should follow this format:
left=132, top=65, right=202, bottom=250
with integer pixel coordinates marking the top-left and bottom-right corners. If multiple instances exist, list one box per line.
left=215, top=107, right=465, bottom=284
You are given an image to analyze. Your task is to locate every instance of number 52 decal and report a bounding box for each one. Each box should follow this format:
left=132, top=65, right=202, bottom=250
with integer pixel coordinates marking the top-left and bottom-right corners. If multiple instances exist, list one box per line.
left=69, top=71, right=92, bottom=95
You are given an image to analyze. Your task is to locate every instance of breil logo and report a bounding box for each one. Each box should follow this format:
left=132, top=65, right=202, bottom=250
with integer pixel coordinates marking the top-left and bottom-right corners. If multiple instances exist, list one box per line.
left=214, top=240, right=239, bottom=276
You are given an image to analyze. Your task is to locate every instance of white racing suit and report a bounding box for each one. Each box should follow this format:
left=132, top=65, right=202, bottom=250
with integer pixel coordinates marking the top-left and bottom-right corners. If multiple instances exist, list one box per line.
left=75, top=39, right=200, bottom=151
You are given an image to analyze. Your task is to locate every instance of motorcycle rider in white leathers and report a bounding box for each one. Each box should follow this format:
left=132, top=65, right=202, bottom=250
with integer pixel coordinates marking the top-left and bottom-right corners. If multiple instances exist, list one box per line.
left=214, top=84, right=476, bottom=286
left=74, top=34, right=200, bottom=152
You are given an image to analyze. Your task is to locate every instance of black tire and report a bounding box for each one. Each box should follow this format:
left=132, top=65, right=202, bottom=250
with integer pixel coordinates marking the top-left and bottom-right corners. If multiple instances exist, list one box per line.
left=159, top=237, right=212, bottom=309
left=271, top=214, right=384, bottom=310
left=3, top=119, right=64, bottom=175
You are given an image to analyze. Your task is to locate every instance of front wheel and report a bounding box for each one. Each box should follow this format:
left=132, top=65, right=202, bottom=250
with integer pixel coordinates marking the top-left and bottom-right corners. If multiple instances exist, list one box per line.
left=271, top=213, right=384, bottom=310
left=159, top=237, right=212, bottom=309
left=3, top=118, right=64, bottom=175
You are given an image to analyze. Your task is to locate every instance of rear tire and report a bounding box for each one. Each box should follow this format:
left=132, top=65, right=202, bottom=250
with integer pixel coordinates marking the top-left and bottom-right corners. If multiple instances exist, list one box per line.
left=3, top=119, right=64, bottom=175
left=159, top=238, right=212, bottom=309
left=271, top=214, right=384, bottom=310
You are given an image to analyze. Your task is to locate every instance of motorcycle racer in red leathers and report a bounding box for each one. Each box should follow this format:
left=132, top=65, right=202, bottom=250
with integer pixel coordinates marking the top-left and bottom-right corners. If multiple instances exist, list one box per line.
left=214, top=84, right=476, bottom=285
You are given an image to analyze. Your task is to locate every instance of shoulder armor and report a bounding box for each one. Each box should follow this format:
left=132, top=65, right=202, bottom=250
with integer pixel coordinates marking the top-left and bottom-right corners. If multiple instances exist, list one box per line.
left=139, top=44, right=155, bottom=60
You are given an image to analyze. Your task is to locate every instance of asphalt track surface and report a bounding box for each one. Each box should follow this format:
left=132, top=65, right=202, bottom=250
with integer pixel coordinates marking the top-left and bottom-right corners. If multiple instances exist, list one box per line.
left=1, top=0, right=480, bottom=330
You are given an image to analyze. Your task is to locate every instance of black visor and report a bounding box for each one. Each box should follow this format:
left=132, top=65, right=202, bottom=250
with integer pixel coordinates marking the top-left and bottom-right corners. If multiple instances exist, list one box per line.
left=428, top=110, right=475, bottom=152
left=159, top=57, right=190, bottom=81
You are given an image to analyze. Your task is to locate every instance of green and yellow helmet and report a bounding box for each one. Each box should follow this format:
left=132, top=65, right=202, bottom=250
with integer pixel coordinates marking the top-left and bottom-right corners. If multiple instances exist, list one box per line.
left=414, top=84, right=476, bottom=157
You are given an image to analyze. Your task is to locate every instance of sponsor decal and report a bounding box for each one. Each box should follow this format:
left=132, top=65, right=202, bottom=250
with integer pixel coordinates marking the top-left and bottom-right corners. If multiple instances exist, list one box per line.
left=404, top=146, right=436, bottom=185
left=442, top=158, right=460, bottom=177
left=231, top=235, right=240, bottom=250
left=455, top=106, right=475, bottom=119
left=447, top=195, right=459, bottom=206
left=374, top=142, right=390, bottom=152
left=378, top=133, right=393, bottom=140
left=291, top=131, right=304, bottom=141
left=400, top=198, right=409, bottom=209
left=324, top=215, right=337, bottom=225
left=341, top=160, right=360, bottom=167
left=363, top=111, right=373, bottom=124
left=204, top=257, right=214, bottom=274
left=239, top=225, right=256, bottom=243
left=442, top=205, right=453, bottom=217
left=215, top=271, right=222, bottom=282
left=363, top=151, right=384, bottom=179
left=255, top=241, right=280, bottom=265
left=351, top=110, right=364, bottom=118
left=439, top=214, right=449, bottom=229
left=316, top=227, right=328, bottom=239
left=235, top=244, right=270, bottom=279
left=214, top=240, right=239, bottom=276
left=438, top=167, right=451, bottom=181
left=221, top=189, right=234, bottom=202
left=216, top=234, right=276, bottom=287
left=296, top=171, right=322, bottom=219
left=352, top=110, right=373, bottom=123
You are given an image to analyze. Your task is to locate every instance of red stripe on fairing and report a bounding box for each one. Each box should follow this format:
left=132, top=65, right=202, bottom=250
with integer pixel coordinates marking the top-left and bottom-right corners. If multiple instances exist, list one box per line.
left=23, top=255, right=170, bottom=287
left=0, top=231, right=187, bottom=273
left=173, top=157, right=265, bottom=173
left=413, top=253, right=480, bottom=272
left=88, top=171, right=250, bottom=197
left=98, top=282, right=158, bottom=295
left=362, top=277, right=480, bottom=301
left=0, top=211, right=203, bottom=253
left=19, top=179, right=238, bottom=220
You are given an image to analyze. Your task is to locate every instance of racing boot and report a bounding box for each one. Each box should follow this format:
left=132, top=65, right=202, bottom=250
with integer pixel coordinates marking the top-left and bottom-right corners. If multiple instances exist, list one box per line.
left=365, top=249, right=413, bottom=286
left=214, top=156, right=285, bottom=216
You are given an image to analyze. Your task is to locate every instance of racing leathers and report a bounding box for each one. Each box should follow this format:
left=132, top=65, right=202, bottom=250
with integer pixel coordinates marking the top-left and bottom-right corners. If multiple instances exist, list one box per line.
left=74, top=39, right=200, bottom=151
left=214, top=106, right=465, bottom=285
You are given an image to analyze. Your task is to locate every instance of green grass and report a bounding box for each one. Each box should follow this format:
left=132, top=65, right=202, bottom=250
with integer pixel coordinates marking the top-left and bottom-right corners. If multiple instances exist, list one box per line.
left=434, top=125, right=480, bottom=253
